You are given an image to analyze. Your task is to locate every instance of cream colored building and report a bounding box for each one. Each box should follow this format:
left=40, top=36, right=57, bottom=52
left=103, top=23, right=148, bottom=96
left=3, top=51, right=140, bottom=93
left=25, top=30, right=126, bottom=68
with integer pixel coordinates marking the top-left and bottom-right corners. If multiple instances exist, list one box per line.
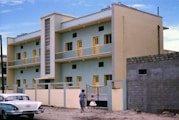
left=7, top=4, right=165, bottom=110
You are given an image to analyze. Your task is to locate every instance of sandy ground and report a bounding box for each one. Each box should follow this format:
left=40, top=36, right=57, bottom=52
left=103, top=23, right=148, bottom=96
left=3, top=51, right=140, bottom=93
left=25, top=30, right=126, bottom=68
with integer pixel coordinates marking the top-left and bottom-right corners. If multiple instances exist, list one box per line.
left=34, top=106, right=179, bottom=120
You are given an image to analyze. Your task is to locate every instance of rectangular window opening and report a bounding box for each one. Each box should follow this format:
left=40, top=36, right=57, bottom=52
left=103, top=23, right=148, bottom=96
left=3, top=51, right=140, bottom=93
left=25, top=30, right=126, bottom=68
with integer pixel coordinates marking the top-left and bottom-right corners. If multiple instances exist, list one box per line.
left=72, top=64, right=77, bottom=69
left=104, top=34, right=112, bottom=44
left=66, top=77, right=73, bottom=86
left=21, top=45, right=23, bottom=49
left=99, top=62, right=104, bottom=67
left=72, top=33, right=77, bottom=38
left=16, top=53, right=21, bottom=60
left=36, top=41, right=39, bottom=45
left=66, top=42, right=73, bottom=51
left=36, top=69, right=39, bottom=72
left=98, top=26, right=104, bottom=31
left=104, top=74, right=112, bottom=86
left=139, top=69, right=147, bottom=74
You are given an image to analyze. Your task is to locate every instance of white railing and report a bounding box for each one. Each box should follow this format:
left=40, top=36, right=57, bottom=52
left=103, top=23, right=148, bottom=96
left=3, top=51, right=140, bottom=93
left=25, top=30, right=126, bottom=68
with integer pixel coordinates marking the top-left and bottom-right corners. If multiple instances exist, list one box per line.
left=8, top=56, right=40, bottom=67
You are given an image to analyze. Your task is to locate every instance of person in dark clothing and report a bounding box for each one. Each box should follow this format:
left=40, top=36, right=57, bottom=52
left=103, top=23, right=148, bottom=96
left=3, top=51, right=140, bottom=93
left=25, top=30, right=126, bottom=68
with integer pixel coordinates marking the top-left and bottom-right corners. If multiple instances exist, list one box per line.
left=79, top=89, right=86, bottom=113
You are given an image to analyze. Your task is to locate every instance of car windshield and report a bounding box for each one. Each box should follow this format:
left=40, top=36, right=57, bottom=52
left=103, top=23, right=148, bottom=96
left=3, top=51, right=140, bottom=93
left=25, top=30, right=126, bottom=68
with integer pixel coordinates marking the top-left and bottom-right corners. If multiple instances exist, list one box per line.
left=5, top=96, right=30, bottom=101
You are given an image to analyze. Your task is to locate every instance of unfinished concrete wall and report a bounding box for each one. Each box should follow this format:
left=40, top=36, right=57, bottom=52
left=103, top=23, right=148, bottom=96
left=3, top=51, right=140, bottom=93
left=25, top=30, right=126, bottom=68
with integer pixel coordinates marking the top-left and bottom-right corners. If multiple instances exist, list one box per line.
left=127, top=52, right=179, bottom=113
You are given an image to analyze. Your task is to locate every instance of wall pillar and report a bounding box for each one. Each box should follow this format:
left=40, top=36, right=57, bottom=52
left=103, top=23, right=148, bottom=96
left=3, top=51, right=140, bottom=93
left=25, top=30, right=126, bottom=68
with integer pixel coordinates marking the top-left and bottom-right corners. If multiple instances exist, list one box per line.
left=63, top=82, right=66, bottom=108
left=122, top=80, right=127, bottom=110
left=48, top=83, right=51, bottom=106
left=107, top=80, right=112, bottom=110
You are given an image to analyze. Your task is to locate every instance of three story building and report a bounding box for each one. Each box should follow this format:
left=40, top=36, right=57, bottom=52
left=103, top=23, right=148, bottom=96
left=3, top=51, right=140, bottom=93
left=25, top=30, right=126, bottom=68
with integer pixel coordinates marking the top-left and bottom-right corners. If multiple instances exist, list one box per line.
left=7, top=4, right=165, bottom=108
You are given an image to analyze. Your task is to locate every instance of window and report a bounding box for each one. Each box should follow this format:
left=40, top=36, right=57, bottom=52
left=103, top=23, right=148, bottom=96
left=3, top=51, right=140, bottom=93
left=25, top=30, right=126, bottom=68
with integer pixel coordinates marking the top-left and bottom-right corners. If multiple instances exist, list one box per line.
left=105, top=75, right=112, bottom=80
left=16, top=53, right=21, bottom=60
left=20, top=70, right=23, bottom=74
left=3, top=63, right=6, bottom=68
left=139, top=69, right=147, bottom=74
left=16, top=80, right=20, bottom=87
left=72, top=33, right=77, bottom=38
left=45, top=18, right=50, bottom=74
left=104, top=74, right=112, bottom=86
left=98, top=26, right=104, bottom=31
left=21, top=45, right=23, bottom=49
left=98, top=62, right=104, bottom=67
left=66, top=77, right=72, bottom=86
left=36, top=41, right=39, bottom=45
left=2, top=68, right=6, bottom=74
left=104, top=34, right=112, bottom=44
left=72, top=64, right=76, bottom=69
left=36, top=68, right=39, bottom=72
left=66, top=42, right=73, bottom=51
left=0, top=96, right=4, bottom=102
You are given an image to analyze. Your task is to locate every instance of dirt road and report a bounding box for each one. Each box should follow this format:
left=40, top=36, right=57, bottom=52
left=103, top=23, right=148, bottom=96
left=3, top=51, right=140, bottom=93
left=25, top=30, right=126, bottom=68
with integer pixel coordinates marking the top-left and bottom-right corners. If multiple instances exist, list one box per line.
left=33, top=106, right=179, bottom=120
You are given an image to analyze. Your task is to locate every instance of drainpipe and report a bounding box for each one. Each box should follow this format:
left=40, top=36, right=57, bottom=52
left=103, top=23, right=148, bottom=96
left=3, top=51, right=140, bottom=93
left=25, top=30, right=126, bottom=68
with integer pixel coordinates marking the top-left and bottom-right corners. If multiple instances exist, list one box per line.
left=157, top=25, right=160, bottom=55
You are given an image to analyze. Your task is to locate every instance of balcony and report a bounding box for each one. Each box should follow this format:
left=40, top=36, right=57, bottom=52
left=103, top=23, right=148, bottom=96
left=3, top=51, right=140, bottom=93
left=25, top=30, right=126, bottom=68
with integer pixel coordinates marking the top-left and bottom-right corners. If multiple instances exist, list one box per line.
left=55, top=44, right=112, bottom=62
left=8, top=56, right=40, bottom=69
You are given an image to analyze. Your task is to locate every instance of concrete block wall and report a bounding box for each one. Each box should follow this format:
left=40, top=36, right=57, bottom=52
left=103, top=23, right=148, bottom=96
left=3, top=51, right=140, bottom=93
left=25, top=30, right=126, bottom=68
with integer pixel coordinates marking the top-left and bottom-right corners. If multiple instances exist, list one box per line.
left=126, top=52, right=179, bottom=113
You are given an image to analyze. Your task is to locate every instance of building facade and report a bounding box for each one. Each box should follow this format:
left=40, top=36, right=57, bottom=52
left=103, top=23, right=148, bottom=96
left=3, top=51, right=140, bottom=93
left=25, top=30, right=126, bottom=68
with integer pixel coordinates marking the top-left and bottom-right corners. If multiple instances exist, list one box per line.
left=7, top=4, right=165, bottom=110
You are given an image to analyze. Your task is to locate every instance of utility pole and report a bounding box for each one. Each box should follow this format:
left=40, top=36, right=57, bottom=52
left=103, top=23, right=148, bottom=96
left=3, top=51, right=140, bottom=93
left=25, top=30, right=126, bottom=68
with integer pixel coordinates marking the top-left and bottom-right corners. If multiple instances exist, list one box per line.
left=0, top=35, right=5, bottom=93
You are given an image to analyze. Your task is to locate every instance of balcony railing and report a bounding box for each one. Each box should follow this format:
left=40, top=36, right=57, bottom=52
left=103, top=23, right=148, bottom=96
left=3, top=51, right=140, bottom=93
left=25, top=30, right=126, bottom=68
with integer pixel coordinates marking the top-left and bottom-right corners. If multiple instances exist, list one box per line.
left=55, top=44, right=112, bottom=61
left=8, top=56, right=40, bottom=67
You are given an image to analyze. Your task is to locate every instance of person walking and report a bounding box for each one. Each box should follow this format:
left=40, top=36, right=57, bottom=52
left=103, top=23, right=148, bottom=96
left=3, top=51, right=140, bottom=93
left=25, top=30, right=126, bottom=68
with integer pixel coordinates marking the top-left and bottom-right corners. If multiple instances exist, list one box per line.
left=79, top=89, right=86, bottom=113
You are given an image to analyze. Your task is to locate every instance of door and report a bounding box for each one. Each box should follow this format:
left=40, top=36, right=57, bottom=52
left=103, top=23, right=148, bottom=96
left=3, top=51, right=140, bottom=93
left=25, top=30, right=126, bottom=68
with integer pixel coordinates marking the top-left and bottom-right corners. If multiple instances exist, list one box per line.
left=76, top=76, right=82, bottom=88
left=92, top=36, right=99, bottom=54
left=77, top=40, right=82, bottom=57
left=32, top=79, right=36, bottom=88
left=33, top=49, right=36, bottom=63
left=23, top=52, right=27, bottom=64
left=93, top=75, right=99, bottom=93
left=23, top=79, right=26, bottom=88
left=16, top=80, right=20, bottom=87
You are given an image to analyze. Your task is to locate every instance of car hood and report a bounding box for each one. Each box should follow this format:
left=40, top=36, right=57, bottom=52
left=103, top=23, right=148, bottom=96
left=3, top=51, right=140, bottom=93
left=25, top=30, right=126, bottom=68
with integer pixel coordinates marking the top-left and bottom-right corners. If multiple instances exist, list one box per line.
left=6, top=101, right=42, bottom=111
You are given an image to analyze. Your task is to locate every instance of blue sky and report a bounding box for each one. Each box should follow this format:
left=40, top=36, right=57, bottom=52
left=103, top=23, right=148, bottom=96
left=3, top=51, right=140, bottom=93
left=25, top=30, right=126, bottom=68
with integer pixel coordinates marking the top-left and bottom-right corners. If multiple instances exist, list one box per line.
left=0, top=0, right=179, bottom=54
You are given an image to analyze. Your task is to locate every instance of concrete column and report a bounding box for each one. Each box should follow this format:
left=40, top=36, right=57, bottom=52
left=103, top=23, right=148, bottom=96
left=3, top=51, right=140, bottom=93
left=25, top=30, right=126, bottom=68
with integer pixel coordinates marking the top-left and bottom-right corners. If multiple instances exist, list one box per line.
left=107, top=80, right=112, bottom=110
left=63, top=82, right=66, bottom=108
left=35, top=83, right=37, bottom=101
left=122, top=80, right=127, bottom=110
left=48, top=83, right=51, bottom=106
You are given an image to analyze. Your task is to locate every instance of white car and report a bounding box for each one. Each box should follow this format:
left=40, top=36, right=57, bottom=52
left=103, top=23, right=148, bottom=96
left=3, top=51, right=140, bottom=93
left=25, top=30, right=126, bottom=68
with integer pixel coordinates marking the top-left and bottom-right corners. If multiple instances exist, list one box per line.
left=0, top=93, right=44, bottom=120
